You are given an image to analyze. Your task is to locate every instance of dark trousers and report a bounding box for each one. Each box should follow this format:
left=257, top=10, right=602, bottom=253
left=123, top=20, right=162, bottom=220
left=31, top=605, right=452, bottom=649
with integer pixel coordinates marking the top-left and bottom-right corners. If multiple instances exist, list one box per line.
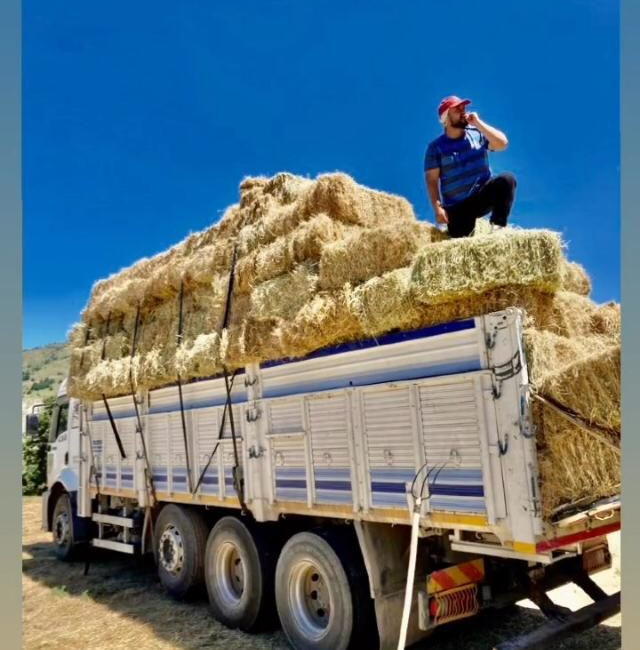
left=446, top=172, right=517, bottom=238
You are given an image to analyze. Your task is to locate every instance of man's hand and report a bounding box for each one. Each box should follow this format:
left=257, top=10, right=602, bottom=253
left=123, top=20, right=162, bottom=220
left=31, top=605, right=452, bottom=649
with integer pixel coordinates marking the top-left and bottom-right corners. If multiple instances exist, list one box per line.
left=435, top=204, right=448, bottom=225
left=466, top=111, right=482, bottom=127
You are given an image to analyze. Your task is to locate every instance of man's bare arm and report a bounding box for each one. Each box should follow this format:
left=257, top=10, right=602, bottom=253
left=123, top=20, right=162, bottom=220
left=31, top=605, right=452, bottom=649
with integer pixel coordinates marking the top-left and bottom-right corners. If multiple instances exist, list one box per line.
left=425, top=169, right=448, bottom=224
left=466, top=112, right=508, bottom=151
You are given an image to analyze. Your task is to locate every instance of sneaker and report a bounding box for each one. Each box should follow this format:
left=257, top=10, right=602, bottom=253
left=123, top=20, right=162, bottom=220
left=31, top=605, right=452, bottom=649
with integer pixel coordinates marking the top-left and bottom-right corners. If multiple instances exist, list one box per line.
left=490, top=223, right=505, bottom=233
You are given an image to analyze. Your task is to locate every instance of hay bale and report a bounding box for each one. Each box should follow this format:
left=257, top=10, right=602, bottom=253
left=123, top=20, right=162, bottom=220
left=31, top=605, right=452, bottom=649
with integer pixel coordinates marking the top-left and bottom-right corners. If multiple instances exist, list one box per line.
left=300, top=173, right=416, bottom=227
left=250, top=264, right=319, bottom=321
left=262, top=172, right=315, bottom=204
left=531, top=291, right=598, bottom=338
left=536, top=403, right=620, bottom=515
left=526, top=331, right=620, bottom=430
left=347, top=268, right=419, bottom=335
left=525, top=331, right=620, bottom=514
left=410, top=229, right=564, bottom=305
left=319, top=222, right=439, bottom=290
left=235, top=214, right=346, bottom=294
left=236, top=173, right=416, bottom=256
left=347, top=272, right=561, bottom=339
left=174, top=333, right=223, bottom=379
left=223, top=318, right=285, bottom=369
left=591, top=301, right=621, bottom=339
left=560, top=261, right=591, bottom=296
left=278, top=289, right=364, bottom=361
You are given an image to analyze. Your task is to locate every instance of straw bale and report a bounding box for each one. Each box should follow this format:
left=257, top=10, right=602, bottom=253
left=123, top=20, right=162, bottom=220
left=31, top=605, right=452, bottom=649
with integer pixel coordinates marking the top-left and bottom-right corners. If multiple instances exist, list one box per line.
left=179, top=242, right=234, bottom=286
left=347, top=268, right=419, bottom=335
left=139, top=347, right=177, bottom=390
left=250, top=264, right=319, bottom=321
left=319, top=222, right=440, bottom=290
left=223, top=318, right=284, bottom=370
left=301, top=173, right=416, bottom=227
left=524, top=330, right=620, bottom=513
left=278, top=289, right=364, bottom=360
left=560, top=261, right=591, bottom=296
left=227, top=292, right=252, bottom=328
left=235, top=214, right=345, bottom=294
left=84, top=207, right=240, bottom=322
left=471, top=218, right=492, bottom=236
left=262, top=172, right=315, bottom=204
left=181, top=278, right=230, bottom=341
left=239, top=176, right=269, bottom=194
left=526, top=331, right=620, bottom=430
left=530, top=291, right=598, bottom=338
left=536, top=402, right=620, bottom=515
left=174, top=333, right=223, bottom=379
left=236, top=173, right=416, bottom=256
left=590, top=301, right=621, bottom=339
left=410, top=229, right=564, bottom=305
left=347, top=272, right=559, bottom=338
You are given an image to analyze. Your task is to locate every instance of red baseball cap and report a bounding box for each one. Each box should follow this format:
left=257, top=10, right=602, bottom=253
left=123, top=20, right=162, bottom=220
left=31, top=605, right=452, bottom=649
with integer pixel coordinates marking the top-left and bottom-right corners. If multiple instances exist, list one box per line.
left=438, top=95, right=471, bottom=117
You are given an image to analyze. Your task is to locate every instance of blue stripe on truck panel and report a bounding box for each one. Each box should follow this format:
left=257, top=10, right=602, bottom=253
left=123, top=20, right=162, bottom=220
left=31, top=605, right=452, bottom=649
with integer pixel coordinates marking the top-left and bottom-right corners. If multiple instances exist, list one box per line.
left=428, top=497, right=487, bottom=514
left=371, top=481, right=484, bottom=497
left=429, top=484, right=484, bottom=497
left=276, top=479, right=307, bottom=489
left=315, top=480, right=352, bottom=491
left=369, top=467, right=487, bottom=510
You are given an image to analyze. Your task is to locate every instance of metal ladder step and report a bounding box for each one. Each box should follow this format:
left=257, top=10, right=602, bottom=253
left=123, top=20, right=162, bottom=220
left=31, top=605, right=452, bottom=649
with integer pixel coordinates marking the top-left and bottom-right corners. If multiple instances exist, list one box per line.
left=91, top=538, right=136, bottom=554
left=92, top=513, right=135, bottom=528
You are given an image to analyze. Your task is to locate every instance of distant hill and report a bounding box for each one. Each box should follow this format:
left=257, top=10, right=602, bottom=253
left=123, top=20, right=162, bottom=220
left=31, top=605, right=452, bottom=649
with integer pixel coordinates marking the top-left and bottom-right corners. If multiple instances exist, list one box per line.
left=22, top=342, right=70, bottom=416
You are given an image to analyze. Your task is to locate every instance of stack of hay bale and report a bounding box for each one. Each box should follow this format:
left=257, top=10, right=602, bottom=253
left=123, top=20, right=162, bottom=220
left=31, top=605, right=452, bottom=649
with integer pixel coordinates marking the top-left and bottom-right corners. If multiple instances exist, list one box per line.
left=68, top=172, right=620, bottom=518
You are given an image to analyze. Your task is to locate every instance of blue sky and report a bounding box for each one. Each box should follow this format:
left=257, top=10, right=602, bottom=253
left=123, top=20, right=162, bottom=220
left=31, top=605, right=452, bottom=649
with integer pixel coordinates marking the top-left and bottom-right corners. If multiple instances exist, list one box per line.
left=23, top=0, right=619, bottom=349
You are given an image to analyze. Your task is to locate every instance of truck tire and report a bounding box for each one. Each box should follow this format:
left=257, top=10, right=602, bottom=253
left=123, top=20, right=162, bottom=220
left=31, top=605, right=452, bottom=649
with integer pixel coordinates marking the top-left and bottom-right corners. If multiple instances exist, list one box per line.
left=204, top=516, right=276, bottom=632
left=155, top=504, right=209, bottom=600
left=275, top=530, right=376, bottom=650
left=52, top=492, right=76, bottom=561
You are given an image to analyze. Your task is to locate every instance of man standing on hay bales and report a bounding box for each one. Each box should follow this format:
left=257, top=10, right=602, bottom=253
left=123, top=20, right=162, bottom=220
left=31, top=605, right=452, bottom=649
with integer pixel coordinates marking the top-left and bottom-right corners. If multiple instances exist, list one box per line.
left=425, top=95, right=516, bottom=238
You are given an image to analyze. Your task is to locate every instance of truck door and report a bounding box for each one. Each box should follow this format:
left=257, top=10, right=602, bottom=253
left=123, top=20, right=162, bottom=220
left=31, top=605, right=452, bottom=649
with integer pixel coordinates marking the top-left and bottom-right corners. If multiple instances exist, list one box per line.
left=48, top=400, right=70, bottom=487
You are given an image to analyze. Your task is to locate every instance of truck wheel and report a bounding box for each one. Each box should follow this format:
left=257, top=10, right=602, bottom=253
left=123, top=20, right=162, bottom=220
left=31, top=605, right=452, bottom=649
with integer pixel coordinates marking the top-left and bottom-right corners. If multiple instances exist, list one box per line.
left=205, top=516, right=276, bottom=631
left=52, top=492, right=76, bottom=561
left=155, top=504, right=209, bottom=600
left=275, top=530, right=376, bottom=650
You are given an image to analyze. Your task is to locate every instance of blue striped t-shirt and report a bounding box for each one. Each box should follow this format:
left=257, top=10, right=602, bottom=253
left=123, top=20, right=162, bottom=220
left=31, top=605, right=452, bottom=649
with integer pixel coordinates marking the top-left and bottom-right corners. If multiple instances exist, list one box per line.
left=424, top=127, right=492, bottom=207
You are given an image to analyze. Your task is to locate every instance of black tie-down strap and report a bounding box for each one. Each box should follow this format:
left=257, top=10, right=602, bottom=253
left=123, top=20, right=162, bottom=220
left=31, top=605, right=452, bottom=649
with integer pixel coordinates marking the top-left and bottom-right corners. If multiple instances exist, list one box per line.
left=175, top=280, right=195, bottom=493
left=192, top=243, right=247, bottom=512
left=220, top=245, right=247, bottom=512
left=101, top=396, right=127, bottom=461
left=128, top=303, right=157, bottom=506
left=99, top=311, right=127, bottom=460
left=192, top=370, right=238, bottom=494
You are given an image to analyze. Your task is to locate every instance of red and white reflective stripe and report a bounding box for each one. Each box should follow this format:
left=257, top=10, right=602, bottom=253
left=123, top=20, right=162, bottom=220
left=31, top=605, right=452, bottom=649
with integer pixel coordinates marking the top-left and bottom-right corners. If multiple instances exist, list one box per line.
left=536, top=522, right=620, bottom=553
left=430, top=584, right=479, bottom=626
left=427, top=558, right=485, bottom=594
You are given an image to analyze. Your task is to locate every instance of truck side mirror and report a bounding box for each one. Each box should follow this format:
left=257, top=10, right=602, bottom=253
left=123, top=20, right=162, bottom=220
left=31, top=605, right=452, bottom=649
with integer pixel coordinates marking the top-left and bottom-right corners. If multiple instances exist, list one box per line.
left=25, top=413, right=40, bottom=436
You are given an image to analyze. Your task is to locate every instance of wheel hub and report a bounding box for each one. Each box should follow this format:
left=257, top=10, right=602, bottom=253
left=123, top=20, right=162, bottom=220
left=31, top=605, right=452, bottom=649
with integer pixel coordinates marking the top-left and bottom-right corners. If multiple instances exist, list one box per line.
left=215, top=541, right=246, bottom=605
left=159, top=525, right=184, bottom=575
left=290, top=560, right=331, bottom=641
left=53, top=511, right=70, bottom=547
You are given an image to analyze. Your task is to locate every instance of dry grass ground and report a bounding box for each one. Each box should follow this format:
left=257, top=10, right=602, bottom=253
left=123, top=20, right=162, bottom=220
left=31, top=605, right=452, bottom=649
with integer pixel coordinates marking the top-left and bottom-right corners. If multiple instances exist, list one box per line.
left=22, top=497, right=620, bottom=649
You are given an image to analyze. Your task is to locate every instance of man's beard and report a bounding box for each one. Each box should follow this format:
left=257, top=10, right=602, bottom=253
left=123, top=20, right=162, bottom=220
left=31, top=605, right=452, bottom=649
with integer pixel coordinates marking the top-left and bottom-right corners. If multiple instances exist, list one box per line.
left=449, top=115, right=468, bottom=128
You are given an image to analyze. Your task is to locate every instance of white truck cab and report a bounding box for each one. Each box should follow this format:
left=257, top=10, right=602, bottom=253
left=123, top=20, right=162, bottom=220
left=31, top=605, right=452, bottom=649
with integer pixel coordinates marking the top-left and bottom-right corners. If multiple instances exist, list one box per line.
left=40, top=379, right=89, bottom=558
